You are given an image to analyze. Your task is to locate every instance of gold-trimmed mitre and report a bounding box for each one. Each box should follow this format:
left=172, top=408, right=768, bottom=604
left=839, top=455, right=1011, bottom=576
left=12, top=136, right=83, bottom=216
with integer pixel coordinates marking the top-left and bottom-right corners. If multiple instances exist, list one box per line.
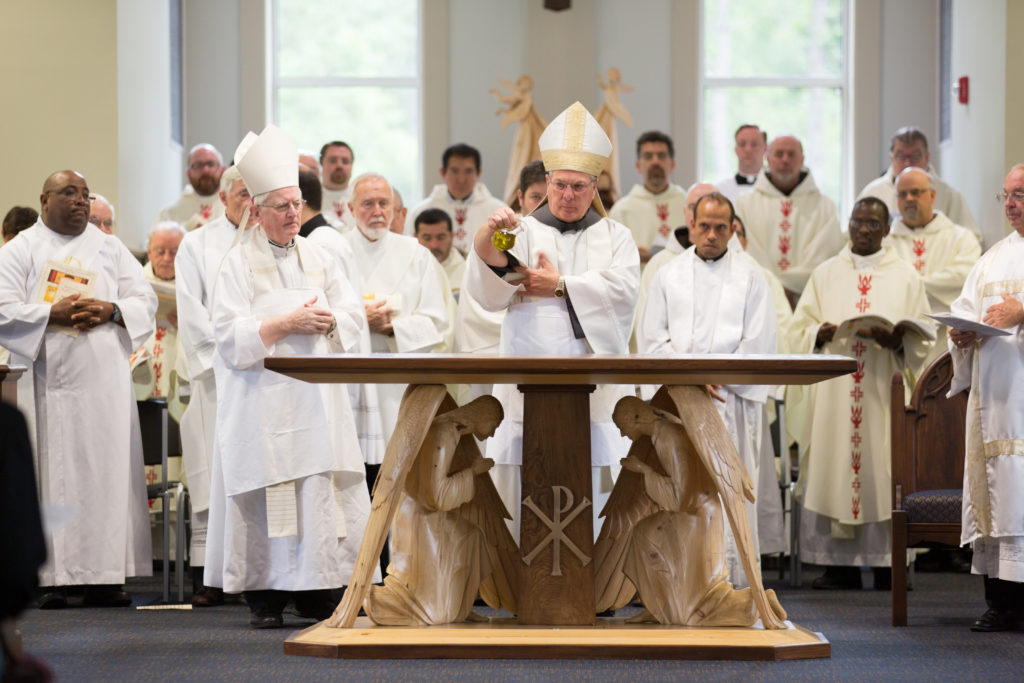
left=539, top=101, right=611, bottom=177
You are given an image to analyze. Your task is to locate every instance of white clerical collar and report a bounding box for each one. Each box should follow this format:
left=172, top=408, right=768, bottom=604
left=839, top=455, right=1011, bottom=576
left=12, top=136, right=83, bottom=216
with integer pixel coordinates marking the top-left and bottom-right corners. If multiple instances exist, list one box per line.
left=447, top=189, right=474, bottom=204
left=268, top=238, right=296, bottom=255
left=850, top=248, right=884, bottom=270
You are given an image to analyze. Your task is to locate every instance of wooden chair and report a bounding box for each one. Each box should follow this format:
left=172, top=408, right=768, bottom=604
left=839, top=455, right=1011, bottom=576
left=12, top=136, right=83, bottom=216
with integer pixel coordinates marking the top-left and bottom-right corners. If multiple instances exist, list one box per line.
left=890, top=352, right=967, bottom=626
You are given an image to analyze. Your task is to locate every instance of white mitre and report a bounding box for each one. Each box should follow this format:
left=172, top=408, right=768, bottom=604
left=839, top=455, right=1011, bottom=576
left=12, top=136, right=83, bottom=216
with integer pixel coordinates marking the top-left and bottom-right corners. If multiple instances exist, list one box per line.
left=234, top=124, right=298, bottom=197
left=539, top=101, right=612, bottom=216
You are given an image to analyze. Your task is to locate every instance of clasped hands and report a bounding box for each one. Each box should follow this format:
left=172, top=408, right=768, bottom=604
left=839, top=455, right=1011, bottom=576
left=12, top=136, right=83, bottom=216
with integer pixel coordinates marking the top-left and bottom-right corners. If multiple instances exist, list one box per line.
left=816, top=322, right=904, bottom=351
left=48, top=293, right=115, bottom=331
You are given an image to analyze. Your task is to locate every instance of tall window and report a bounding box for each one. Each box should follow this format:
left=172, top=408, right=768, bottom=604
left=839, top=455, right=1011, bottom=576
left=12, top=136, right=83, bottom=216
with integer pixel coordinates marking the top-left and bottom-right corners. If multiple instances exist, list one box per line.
left=272, top=0, right=421, bottom=201
left=700, top=0, right=847, bottom=212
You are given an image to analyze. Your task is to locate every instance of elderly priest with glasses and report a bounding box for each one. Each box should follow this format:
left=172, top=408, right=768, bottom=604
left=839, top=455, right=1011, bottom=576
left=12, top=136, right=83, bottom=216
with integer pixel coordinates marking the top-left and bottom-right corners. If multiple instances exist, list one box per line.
left=204, top=125, right=373, bottom=629
left=465, top=101, right=641, bottom=541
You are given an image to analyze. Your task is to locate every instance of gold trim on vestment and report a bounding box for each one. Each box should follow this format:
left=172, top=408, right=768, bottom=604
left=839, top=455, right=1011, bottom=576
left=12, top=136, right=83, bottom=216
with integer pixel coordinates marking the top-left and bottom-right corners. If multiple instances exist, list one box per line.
left=981, top=279, right=1024, bottom=298
left=541, top=149, right=608, bottom=177
left=982, top=438, right=1024, bottom=458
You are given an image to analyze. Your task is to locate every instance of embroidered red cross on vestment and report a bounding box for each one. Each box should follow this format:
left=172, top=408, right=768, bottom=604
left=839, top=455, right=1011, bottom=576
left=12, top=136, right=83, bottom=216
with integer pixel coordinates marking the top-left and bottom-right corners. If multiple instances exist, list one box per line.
left=454, top=207, right=467, bottom=226
left=201, top=204, right=212, bottom=220
left=850, top=405, right=863, bottom=428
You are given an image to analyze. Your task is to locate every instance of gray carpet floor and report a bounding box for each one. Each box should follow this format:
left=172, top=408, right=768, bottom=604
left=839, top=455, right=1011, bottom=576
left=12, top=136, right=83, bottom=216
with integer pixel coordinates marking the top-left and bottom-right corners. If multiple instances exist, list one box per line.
left=13, top=566, right=1024, bottom=682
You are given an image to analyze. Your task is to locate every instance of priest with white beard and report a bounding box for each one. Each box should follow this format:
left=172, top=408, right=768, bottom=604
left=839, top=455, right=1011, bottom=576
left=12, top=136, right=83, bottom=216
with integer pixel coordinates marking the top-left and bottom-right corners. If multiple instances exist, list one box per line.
left=206, top=125, right=372, bottom=629
left=0, top=170, right=157, bottom=609
left=735, top=135, right=844, bottom=302
left=948, top=164, right=1024, bottom=632
left=466, top=101, right=641, bottom=540
left=789, top=197, right=933, bottom=591
left=341, top=172, right=451, bottom=448
left=885, top=167, right=981, bottom=370
left=637, top=192, right=777, bottom=587
left=173, top=165, right=257, bottom=607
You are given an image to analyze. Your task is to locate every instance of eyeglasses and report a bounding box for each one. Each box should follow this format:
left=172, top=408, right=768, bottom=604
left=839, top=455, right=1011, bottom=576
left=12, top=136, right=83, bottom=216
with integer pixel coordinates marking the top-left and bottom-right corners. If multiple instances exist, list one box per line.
left=897, top=188, right=930, bottom=199
left=262, top=199, right=305, bottom=214
left=892, top=152, right=926, bottom=164
left=996, top=190, right=1024, bottom=204
left=189, top=160, right=219, bottom=171
left=46, top=187, right=92, bottom=202
left=550, top=179, right=595, bottom=195
left=849, top=218, right=883, bottom=231
left=89, top=217, right=114, bottom=229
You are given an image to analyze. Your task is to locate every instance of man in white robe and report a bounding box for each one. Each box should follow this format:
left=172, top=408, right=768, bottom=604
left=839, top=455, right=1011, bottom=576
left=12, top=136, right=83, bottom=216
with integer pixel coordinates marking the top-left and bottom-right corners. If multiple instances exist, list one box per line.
left=453, top=161, right=549, bottom=407
left=789, top=197, right=933, bottom=590
left=858, top=126, right=980, bottom=241
left=885, top=167, right=981, bottom=370
left=406, top=143, right=507, bottom=255
left=415, top=208, right=465, bottom=295
left=133, top=221, right=186, bottom=415
left=341, top=173, right=451, bottom=454
left=156, top=143, right=226, bottom=232
left=87, top=194, right=115, bottom=235
left=206, top=126, right=372, bottom=628
left=320, top=140, right=355, bottom=229
left=609, top=131, right=688, bottom=265
left=637, top=192, right=777, bottom=587
left=467, top=102, right=641, bottom=541
left=0, top=170, right=157, bottom=608
left=174, top=166, right=257, bottom=606
left=716, top=124, right=767, bottom=203
left=735, top=135, right=844, bottom=302
left=948, top=164, right=1024, bottom=631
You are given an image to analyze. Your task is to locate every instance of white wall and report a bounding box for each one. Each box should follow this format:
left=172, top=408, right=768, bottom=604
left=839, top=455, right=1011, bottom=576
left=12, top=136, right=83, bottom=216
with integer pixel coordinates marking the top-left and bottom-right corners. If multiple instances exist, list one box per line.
left=183, top=0, right=244, bottom=159
left=117, top=0, right=182, bottom=249
left=941, top=0, right=1007, bottom=247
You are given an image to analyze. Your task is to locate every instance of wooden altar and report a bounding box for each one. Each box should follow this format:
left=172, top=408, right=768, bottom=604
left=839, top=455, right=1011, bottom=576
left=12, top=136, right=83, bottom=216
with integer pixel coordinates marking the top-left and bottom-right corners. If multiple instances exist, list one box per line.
left=267, top=353, right=853, bottom=660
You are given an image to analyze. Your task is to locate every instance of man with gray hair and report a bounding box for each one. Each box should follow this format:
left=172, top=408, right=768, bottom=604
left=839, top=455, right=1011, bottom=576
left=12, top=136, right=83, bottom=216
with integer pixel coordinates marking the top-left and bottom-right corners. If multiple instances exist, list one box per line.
left=88, top=193, right=115, bottom=235
left=858, top=126, right=979, bottom=240
left=341, top=172, right=451, bottom=447
left=885, top=166, right=980, bottom=366
left=157, top=143, right=227, bottom=231
left=174, top=165, right=257, bottom=607
left=132, top=221, right=187, bottom=411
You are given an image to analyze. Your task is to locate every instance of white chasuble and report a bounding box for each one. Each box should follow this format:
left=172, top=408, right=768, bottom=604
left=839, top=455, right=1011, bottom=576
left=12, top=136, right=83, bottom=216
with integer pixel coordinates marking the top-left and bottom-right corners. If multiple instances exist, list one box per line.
left=206, top=229, right=369, bottom=592
left=734, top=169, right=844, bottom=295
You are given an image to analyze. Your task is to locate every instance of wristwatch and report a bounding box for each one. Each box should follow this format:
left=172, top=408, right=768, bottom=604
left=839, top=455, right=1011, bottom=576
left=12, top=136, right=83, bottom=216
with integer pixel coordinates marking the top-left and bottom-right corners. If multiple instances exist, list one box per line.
left=110, top=303, right=123, bottom=324
left=554, top=277, right=566, bottom=299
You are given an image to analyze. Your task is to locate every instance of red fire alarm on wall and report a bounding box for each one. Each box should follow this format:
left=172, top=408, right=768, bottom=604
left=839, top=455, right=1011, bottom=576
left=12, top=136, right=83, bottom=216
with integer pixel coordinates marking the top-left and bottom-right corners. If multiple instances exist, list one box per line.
left=956, top=76, right=969, bottom=104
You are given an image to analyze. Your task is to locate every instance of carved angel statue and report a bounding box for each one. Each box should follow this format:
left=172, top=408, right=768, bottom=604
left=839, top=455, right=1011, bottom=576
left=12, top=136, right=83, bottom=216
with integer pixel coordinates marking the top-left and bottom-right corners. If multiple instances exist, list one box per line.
left=329, top=386, right=518, bottom=627
left=595, top=387, right=788, bottom=629
left=593, top=67, right=635, bottom=205
left=490, top=75, right=548, bottom=207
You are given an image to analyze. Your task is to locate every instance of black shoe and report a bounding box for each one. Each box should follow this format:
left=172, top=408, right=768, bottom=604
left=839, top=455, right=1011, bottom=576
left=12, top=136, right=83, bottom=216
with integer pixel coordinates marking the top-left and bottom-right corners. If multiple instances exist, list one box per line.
left=191, top=586, right=225, bottom=607
left=249, top=611, right=284, bottom=629
left=292, top=589, right=335, bottom=621
left=38, top=590, right=68, bottom=610
left=83, top=585, right=132, bottom=607
left=970, top=608, right=1024, bottom=632
left=873, top=567, right=892, bottom=591
left=811, top=566, right=863, bottom=590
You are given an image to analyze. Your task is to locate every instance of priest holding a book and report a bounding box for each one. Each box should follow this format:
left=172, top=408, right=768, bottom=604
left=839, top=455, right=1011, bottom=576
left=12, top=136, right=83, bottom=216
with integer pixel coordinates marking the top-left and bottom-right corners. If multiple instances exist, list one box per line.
left=787, top=196, right=934, bottom=590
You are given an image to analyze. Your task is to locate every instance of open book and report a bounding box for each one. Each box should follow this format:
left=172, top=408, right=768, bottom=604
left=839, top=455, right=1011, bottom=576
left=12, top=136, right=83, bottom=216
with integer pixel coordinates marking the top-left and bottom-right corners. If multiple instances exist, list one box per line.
left=925, top=313, right=1012, bottom=337
left=833, top=314, right=936, bottom=344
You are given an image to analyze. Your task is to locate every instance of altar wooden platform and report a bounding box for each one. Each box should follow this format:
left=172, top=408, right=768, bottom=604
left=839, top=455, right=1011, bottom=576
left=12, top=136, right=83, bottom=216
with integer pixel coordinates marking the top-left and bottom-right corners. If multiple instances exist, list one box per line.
left=284, top=617, right=830, bottom=661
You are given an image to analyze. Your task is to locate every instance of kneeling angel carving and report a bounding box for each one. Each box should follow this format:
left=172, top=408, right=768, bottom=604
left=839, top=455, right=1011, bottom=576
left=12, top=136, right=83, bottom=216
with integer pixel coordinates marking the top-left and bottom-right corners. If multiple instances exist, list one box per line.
left=595, top=387, right=787, bottom=629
